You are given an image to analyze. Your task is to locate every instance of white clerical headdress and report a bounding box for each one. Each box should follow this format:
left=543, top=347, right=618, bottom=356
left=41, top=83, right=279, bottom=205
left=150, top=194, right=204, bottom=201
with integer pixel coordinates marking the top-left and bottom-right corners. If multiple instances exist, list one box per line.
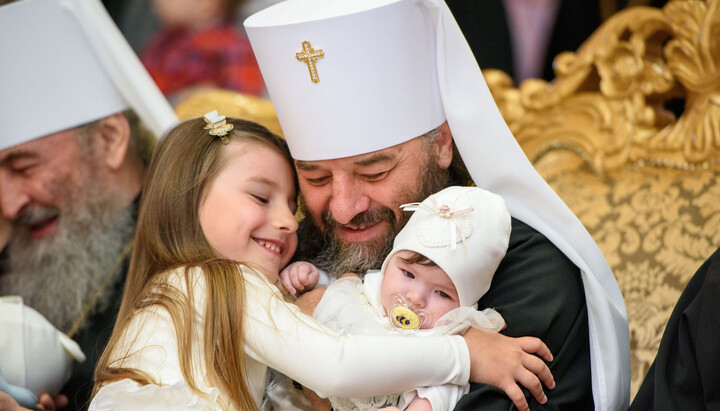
left=0, top=296, right=85, bottom=402
left=382, top=186, right=511, bottom=308
left=244, top=0, right=445, bottom=161
left=245, top=0, right=630, bottom=409
left=0, top=0, right=177, bottom=151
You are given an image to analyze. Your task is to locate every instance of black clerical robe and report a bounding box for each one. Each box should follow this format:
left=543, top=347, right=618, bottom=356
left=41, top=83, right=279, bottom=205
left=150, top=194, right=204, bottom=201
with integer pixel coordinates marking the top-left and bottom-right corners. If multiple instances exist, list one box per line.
left=61, top=198, right=138, bottom=411
left=454, top=218, right=593, bottom=410
left=629, top=246, right=720, bottom=410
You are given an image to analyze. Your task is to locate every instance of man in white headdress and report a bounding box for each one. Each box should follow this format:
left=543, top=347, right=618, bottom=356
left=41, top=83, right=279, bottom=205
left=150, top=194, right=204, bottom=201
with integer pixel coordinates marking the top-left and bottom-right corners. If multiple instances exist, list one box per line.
left=244, top=0, right=629, bottom=409
left=0, top=0, right=176, bottom=409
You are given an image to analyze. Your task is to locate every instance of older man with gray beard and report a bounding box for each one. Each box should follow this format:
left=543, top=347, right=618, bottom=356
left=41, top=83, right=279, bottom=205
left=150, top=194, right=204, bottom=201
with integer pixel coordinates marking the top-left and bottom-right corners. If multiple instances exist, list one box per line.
left=0, top=0, right=176, bottom=409
left=0, top=112, right=154, bottom=410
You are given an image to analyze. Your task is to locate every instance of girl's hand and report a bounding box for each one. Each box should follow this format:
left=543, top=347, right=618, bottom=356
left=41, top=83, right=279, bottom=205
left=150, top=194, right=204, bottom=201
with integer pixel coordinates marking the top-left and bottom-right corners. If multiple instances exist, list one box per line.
left=463, top=327, right=555, bottom=411
left=279, top=261, right=320, bottom=295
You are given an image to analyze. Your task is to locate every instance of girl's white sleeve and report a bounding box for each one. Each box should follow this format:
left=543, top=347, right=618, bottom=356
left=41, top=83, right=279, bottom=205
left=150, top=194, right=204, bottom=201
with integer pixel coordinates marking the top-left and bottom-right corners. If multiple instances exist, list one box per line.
left=412, top=383, right=470, bottom=411
left=242, top=269, right=470, bottom=399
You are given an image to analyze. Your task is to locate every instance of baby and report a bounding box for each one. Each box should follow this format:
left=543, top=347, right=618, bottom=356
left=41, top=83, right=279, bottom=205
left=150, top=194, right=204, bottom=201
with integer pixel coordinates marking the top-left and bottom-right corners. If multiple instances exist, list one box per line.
left=281, top=186, right=512, bottom=410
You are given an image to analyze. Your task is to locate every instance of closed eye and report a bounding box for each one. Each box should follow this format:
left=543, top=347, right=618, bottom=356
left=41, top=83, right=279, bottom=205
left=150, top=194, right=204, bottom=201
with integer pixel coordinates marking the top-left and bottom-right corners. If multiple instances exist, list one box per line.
left=252, top=194, right=269, bottom=204
left=361, top=171, right=389, bottom=182
left=304, top=176, right=330, bottom=186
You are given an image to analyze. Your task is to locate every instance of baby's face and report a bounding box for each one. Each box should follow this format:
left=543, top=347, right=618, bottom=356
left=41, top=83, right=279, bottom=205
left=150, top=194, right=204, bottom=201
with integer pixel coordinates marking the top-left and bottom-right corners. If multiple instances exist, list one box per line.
left=380, top=250, right=460, bottom=329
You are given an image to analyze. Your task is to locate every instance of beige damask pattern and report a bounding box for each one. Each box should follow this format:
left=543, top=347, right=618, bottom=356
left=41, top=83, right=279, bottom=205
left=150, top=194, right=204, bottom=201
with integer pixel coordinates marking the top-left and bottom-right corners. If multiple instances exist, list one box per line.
left=486, top=0, right=720, bottom=397
left=535, top=151, right=720, bottom=396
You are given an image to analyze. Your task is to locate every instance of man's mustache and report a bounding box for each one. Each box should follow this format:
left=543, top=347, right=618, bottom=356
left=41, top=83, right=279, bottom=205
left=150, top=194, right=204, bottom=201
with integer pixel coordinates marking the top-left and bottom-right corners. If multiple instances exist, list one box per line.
left=322, top=207, right=396, bottom=230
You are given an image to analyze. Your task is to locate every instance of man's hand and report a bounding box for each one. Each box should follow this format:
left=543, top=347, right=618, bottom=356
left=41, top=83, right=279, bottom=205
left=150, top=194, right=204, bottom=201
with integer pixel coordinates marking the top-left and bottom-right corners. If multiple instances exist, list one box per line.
left=279, top=261, right=320, bottom=295
left=463, top=328, right=555, bottom=411
left=301, top=387, right=332, bottom=411
left=397, top=395, right=432, bottom=410
left=296, top=287, right=327, bottom=316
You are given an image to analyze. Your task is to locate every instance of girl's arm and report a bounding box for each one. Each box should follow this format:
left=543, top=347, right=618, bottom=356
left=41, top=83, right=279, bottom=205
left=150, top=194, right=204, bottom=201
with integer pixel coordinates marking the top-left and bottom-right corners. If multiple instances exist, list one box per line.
left=243, top=269, right=553, bottom=411
left=245, top=269, right=469, bottom=396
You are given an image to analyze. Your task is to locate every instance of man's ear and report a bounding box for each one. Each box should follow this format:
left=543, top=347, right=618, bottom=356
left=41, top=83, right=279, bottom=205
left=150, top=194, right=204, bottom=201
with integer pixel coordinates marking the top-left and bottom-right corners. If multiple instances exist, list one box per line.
left=434, top=122, right=453, bottom=169
left=93, top=113, right=131, bottom=170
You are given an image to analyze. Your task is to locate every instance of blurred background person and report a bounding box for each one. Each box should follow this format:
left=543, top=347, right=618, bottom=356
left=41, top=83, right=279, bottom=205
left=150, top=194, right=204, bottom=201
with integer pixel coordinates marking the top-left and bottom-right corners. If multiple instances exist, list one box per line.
left=139, top=0, right=266, bottom=103
left=446, top=0, right=668, bottom=84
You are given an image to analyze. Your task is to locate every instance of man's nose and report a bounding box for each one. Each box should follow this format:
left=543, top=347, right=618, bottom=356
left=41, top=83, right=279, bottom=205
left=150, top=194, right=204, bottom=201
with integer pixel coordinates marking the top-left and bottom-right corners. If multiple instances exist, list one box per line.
left=0, top=176, right=29, bottom=221
left=329, top=177, right=370, bottom=225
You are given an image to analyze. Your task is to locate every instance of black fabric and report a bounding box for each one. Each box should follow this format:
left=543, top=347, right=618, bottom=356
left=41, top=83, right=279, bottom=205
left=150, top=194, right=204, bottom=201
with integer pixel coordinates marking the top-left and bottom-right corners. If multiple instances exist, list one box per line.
left=454, top=218, right=593, bottom=410
left=61, top=269, right=127, bottom=411
left=60, top=198, right=139, bottom=411
left=629, top=246, right=720, bottom=411
left=446, top=0, right=607, bottom=82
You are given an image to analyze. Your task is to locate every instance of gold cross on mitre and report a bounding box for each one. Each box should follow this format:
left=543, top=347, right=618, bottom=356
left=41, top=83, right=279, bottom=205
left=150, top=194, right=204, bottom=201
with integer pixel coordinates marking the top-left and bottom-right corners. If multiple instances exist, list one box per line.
left=296, top=41, right=324, bottom=83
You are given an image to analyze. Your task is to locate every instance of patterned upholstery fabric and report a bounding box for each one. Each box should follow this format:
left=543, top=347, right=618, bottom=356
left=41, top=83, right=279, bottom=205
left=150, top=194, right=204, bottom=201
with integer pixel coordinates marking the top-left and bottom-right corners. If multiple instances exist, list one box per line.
left=534, top=150, right=720, bottom=395
left=485, top=0, right=720, bottom=397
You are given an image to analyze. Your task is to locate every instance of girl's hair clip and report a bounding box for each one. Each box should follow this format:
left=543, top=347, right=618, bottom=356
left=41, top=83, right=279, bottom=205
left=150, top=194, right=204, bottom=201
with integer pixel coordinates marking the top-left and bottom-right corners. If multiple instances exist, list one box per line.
left=203, top=110, right=234, bottom=143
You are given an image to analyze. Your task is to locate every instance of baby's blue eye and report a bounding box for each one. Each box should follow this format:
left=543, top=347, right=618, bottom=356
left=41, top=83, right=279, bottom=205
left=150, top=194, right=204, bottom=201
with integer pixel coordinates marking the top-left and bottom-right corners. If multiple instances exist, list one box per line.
left=403, top=269, right=415, bottom=279
left=436, top=290, right=450, bottom=298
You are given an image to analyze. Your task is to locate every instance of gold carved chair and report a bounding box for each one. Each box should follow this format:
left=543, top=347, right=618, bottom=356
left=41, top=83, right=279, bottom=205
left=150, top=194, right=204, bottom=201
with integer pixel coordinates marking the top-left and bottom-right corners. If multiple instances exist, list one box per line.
left=485, top=0, right=720, bottom=397
left=173, top=0, right=719, bottom=398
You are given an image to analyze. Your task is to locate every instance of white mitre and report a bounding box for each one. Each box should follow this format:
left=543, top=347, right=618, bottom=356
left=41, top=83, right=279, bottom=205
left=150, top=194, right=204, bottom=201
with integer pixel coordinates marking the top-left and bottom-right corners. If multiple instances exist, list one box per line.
left=0, top=296, right=85, bottom=397
left=0, top=0, right=178, bottom=151
left=245, top=0, right=630, bottom=409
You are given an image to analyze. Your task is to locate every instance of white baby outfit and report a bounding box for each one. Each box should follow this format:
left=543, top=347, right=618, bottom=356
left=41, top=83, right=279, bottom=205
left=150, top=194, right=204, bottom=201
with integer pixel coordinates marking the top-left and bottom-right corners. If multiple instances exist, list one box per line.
left=314, top=186, right=512, bottom=410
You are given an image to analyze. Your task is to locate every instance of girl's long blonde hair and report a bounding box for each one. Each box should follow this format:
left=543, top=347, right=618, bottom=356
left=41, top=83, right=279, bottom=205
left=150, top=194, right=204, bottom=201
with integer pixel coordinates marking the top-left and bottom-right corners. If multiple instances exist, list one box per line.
left=93, top=117, right=295, bottom=410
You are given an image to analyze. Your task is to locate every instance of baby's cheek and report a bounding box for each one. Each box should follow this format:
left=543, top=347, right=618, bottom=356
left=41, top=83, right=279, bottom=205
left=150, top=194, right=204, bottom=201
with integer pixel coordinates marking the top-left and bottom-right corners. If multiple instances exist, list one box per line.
left=432, top=300, right=461, bottom=320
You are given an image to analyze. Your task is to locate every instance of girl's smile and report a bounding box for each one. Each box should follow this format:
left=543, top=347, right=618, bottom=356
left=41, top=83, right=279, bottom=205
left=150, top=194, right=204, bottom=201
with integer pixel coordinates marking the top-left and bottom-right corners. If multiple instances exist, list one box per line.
left=199, top=140, right=298, bottom=280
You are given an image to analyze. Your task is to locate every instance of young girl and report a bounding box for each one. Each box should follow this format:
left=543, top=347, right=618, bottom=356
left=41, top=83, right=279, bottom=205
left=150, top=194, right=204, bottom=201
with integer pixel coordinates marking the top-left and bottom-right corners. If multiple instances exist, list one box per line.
left=280, top=186, right=514, bottom=410
left=90, top=112, right=554, bottom=411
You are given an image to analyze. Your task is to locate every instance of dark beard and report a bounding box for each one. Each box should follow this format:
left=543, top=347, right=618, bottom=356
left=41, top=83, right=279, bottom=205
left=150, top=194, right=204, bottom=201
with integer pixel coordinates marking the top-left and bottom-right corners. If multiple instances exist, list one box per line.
left=0, top=182, right=134, bottom=334
left=299, top=153, right=449, bottom=278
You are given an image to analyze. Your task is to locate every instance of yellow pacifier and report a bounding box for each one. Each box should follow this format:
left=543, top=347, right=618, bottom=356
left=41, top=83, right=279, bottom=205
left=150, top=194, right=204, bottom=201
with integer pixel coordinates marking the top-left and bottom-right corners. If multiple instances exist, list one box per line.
left=388, top=295, right=433, bottom=333
left=391, top=305, right=420, bottom=331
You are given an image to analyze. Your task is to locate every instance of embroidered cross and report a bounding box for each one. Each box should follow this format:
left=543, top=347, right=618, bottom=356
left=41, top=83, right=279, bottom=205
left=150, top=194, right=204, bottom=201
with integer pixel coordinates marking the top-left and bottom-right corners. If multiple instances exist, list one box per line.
left=296, top=41, right=324, bottom=83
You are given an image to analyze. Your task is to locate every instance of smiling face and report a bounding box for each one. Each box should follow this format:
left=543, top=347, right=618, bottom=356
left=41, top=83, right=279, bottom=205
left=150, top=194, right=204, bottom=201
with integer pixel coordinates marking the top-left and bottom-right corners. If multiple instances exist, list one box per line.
left=295, top=127, right=454, bottom=276
left=380, top=250, right=460, bottom=329
left=199, top=140, right=298, bottom=280
left=0, top=130, right=91, bottom=239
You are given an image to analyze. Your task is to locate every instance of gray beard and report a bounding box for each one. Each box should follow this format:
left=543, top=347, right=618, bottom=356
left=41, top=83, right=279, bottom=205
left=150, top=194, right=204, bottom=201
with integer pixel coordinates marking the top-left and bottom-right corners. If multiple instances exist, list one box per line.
left=0, top=192, right=134, bottom=334
left=308, top=155, right=449, bottom=278
left=312, top=222, right=397, bottom=277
